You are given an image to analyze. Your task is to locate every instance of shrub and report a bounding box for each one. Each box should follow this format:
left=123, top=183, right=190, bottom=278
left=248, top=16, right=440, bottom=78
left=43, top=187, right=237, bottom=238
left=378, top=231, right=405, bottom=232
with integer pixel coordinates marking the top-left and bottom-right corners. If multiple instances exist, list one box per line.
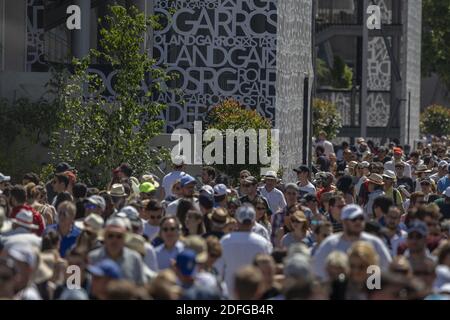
left=204, top=99, right=273, bottom=182
left=420, top=104, right=450, bottom=137
left=313, top=98, right=342, bottom=140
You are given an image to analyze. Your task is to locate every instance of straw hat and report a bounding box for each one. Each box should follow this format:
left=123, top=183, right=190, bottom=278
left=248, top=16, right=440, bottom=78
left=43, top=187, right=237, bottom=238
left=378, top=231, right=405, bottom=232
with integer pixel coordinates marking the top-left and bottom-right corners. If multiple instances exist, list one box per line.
left=367, top=173, right=384, bottom=185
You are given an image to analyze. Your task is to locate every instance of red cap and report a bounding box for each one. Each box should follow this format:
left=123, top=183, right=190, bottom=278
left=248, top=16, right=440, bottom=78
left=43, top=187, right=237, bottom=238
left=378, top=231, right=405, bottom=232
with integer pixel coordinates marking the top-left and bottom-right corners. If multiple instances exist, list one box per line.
left=393, top=147, right=403, bottom=155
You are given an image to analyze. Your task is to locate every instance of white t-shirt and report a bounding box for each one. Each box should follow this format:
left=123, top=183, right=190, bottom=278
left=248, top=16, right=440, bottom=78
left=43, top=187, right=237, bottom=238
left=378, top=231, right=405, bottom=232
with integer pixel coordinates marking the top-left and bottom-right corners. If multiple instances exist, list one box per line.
left=162, top=170, right=186, bottom=197
left=312, top=232, right=392, bottom=281
left=166, top=197, right=200, bottom=216
left=259, top=186, right=287, bottom=214
left=252, top=222, right=271, bottom=242
left=298, top=181, right=316, bottom=195
left=143, top=223, right=160, bottom=241
left=216, top=231, right=273, bottom=297
left=317, top=139, right=334, bottom=157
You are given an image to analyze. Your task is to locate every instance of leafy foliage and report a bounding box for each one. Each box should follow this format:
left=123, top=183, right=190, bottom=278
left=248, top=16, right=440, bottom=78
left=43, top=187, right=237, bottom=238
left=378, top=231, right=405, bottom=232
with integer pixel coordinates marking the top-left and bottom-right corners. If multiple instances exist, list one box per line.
left=50, top=5, right=174, bottom=187
left=420, top=104, right=450, bottom=137
left=312, top=98, right=343, bottom=140
left=204, top=99, right=273, bottom=181
left=422, top=0, right=450, bottom=90
left=317, top=56, right=353, bottom=89
left=0, top=98, right=59, bottom=181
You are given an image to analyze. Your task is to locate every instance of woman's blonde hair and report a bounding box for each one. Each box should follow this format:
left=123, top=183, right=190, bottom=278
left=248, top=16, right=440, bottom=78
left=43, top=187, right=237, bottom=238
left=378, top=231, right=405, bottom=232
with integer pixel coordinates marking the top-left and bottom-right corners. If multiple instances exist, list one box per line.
left=347, top=241, right=379, bottom=267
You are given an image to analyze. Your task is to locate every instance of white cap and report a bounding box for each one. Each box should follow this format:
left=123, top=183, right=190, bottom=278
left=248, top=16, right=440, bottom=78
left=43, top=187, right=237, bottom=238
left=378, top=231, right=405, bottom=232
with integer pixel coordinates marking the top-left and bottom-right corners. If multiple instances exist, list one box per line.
left=382, top=170, right=396, bottom=180
left=341, top=204, right=364, bottom=220
left=120, top=206, right=139, bottom=220
left=235, top=205, right=256, bottom=224
left=200, top=185, right=214, bottom=196
left=444, top=187, right=450, bottom=198
left=213, top=184, right=230, bottom=197
left=11, top=209, right=38, bottom=230
left=86, top=195, right=106, bottom=211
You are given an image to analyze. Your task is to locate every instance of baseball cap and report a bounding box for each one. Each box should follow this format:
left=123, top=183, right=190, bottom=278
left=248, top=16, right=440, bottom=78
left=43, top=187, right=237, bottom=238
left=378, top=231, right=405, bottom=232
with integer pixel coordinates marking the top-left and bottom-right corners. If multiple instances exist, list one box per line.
left=0, top=173, right=11, bottom=182
left=341, top=204, right=364, bottom=220
left=393, top=147, right=403, bottom=155
left=243, top=176, right=258, bottom=185
left=200, top=185, right=214, bottom=196
left=139, top=182, right=156, bottom=194
left=120, top=206, right=139, bottom=220
left=407, top=220, right=428, bottom=236
left=235, top=205, right=256, bottom=224
left=199, top=193, right=214, bottom=209
left=176, top=249, right=197, bottom=277
left=213, top=184, right=230, bottom=197
left=180, top=175, right=197, bottom=187
left=55, top=162, right=74, bottom=173
left=303, top=194, right=317, bottom=202
left=87, top=259, right=123, bottom=279
left=382, top=170, right=396, bottom=180
left=445, top=187, right=450, bottom=198
left=293, top=165, right=310, bottom=173
left=86, top=195, right=106, bottom=211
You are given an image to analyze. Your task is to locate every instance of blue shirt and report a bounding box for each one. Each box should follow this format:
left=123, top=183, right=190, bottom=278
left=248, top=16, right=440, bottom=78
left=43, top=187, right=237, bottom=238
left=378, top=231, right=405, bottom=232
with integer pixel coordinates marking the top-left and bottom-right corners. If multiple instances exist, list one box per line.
left=437, top=176, right=450, bottom=193
left=155, top=241, right=185, bottom=270
left=45, top=224, right=82, bottom=257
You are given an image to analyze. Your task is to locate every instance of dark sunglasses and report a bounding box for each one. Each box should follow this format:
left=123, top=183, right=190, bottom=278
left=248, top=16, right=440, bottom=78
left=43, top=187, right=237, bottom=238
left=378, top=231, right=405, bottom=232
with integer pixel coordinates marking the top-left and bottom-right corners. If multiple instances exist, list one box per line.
left=242, top=184, right=252, bottom=188
left=291, top=219, right=303, bottom=224
left=162, top=227, right=177, bottom=232
left=149, top=215, right=162, bottom=220
left=350, top=216, right=364, bottom=222
left=256, top=207, right=266, bottom=210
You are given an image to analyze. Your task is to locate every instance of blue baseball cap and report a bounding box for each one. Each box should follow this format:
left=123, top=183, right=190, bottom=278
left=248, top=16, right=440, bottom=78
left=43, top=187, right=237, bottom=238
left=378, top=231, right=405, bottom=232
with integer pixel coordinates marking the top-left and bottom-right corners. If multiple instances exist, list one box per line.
left=176, top=249, right=197, bottom=277
left=87, top=259, right=123, bottom=279
left=407, top=220, right=428, bottom=237
left=180, top=175, right=197, bottom=187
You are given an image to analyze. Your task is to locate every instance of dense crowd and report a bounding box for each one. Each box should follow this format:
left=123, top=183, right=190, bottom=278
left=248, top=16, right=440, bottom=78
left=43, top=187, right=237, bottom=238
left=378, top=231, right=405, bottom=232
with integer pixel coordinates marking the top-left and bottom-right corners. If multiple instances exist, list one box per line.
left=1, top=132, right=450, bottom=300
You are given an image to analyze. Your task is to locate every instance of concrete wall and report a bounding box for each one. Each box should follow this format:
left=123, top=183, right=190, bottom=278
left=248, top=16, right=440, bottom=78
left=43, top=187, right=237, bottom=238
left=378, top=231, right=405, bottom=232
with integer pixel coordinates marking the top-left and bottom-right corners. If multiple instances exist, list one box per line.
left=400, top=0, right=422, bottom=146
left=275, top=0, right=313, bottom=182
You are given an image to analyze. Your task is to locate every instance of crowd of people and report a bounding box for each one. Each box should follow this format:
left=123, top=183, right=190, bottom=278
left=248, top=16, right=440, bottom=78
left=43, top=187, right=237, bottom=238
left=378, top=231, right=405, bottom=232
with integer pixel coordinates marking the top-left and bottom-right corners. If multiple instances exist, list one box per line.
left=1, top=133, right=450, bottom=300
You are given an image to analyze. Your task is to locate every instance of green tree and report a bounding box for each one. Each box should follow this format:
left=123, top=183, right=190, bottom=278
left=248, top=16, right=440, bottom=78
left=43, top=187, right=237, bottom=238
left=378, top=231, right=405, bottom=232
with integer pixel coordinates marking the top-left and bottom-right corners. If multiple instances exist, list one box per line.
left=422, top=0, right=450, bottom=89
left=50, top=5, right=174, bottom=186
left=420, top=104, right=450, bottom=137
left=331, top=56, right=353, bottom=89
left=204, top=99, right=273, bottom=182
left=313, top=98, right=342, bottom=140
